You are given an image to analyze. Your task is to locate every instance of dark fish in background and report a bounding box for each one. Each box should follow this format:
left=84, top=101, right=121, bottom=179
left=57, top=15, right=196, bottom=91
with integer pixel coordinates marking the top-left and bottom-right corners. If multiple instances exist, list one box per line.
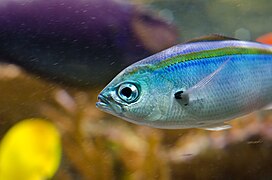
left=0, top=0, right=178, bottom=87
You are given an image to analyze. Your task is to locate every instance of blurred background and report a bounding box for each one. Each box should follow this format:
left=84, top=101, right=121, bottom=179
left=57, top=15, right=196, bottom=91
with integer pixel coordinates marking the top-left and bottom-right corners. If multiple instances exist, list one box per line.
left=0, top=0, right=272, bottom=179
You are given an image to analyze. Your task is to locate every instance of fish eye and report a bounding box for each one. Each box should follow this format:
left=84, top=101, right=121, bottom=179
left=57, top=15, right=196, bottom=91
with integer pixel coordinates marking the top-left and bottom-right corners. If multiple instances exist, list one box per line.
left=117, top=83, right=139, bottom=103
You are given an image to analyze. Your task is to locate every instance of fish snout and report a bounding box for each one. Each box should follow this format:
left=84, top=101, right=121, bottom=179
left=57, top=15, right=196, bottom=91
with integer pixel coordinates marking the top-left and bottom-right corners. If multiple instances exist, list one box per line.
left=96, top=94, right=110, bottom=110
left=96, top=93, right=123, bottom=115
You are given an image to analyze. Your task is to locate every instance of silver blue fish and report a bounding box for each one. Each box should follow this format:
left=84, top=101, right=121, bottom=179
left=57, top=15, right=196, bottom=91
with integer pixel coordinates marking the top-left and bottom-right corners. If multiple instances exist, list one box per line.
left=96, top=35, right=272, bottom=130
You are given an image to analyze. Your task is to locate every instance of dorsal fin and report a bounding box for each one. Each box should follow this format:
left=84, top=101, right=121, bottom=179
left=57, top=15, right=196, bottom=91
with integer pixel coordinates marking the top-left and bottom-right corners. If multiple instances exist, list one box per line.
left=185, top=34, right=239, bottom=43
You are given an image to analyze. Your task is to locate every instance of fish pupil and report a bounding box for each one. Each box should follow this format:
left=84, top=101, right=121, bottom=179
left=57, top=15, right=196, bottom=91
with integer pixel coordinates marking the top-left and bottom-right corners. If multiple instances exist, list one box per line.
left=121, top=87, right=132, bottom=98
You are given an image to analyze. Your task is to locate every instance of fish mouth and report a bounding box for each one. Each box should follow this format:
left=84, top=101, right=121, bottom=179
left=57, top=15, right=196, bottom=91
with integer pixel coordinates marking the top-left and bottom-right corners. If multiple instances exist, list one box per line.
left=96, top=94, right=123, bottom=115
left=96, top=94, right=111, bottom=111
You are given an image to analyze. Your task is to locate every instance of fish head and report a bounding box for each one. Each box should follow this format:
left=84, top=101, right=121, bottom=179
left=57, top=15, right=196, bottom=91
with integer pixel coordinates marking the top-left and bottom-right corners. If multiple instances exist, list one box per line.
left=96, top=64, right=173, bottom=125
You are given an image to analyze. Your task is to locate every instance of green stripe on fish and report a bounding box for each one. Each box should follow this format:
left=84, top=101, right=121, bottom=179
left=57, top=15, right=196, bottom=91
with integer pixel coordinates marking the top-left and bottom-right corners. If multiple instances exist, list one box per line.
left=152, top=47, right=272, bottom=70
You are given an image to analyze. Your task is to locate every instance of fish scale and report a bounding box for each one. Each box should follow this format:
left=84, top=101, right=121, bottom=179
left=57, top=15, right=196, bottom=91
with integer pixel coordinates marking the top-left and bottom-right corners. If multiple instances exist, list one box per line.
left=97, top=35, right=272, bottom=130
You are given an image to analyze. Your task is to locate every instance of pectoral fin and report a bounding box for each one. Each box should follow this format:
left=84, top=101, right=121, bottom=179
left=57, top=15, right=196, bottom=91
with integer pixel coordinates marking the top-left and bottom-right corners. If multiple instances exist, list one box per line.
left=174, top=57, right=231, bottom=106
left=200, top=123, right=231, bottom=131
left=174, top=91, right=189, bottom=106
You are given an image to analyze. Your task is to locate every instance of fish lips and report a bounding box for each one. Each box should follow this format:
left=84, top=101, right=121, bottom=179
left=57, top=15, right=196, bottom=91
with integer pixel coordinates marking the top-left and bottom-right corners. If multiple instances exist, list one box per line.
left=96, top=94, right=123, bottom=115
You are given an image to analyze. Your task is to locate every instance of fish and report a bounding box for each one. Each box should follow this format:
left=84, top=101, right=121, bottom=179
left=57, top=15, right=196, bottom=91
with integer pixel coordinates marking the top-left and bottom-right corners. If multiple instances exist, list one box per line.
left=256, top=32, right=272, bottom=45
left=0, top=118, right=61, bottom=180
left=0, top=0, right=178, bottom=87
left=96, top=34, right=272, bottom=130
